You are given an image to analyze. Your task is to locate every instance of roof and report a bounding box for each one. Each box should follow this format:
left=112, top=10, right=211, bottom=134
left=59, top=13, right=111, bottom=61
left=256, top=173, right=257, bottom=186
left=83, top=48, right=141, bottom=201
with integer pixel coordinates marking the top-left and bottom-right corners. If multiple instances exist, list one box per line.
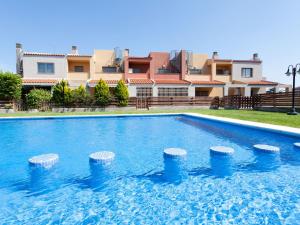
left=89, top=80, right=121, bottom=85
left=22, top=79, right=58, bottom=84
left=209, top=59, right=262, bottom=64
left=189, top=80, right=225, bottom=85
left=247, top=80, right=278, bottom=85
left=154, top=79, right=190, bottom=85
left=67, top=54, right=91, bottom=57
left=233, top=60, right=262, bottom=63
left=232, top=80, right=247, bottom=84
left=23, top=52, right=65, bottom=57
left=129, top=79, right=153, bottom=84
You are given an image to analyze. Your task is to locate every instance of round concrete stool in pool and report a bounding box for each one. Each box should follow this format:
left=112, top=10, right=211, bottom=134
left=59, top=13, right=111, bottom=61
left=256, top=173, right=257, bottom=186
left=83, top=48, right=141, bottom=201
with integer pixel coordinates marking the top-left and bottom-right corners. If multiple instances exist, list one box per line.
left=163, top=148, right=187, bottom=159
left=210, top=146, right=234, bottom=155
left=294, top=143, right=300, bottom=148
left=28, top=153, right=59, bottom=169
left=89, top=151, right=115, bottom=164
left=253, top=144, right=280, bottom=153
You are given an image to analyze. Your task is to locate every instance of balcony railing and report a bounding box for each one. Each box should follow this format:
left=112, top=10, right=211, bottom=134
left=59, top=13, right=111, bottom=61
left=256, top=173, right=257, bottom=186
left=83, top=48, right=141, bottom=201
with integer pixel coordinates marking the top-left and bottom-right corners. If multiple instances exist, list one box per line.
left=67, top=72, right=89, bottom=80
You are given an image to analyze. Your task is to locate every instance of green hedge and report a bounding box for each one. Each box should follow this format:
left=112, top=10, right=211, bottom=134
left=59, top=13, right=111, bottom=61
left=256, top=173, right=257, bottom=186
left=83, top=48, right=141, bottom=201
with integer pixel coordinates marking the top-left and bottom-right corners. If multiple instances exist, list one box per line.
left=114, top=80, right=129, bottom=106
left=0, top=72, right=22, bottom=100
left=26, top=89, right=52, bottom=109
left=94, top=79, right=111, bottom=106
left=51, top=80, right=72, bottom=105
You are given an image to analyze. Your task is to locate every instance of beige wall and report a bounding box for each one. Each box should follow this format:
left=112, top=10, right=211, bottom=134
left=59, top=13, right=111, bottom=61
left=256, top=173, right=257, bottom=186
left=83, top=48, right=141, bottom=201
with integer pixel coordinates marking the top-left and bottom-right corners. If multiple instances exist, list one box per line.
left=67, top=72, right=89, bottom=81
left=190, top=53, right=208, bottom=69
left=185, top=75, right=211, bottom=81
left=93, top=73, right=123, bottom=80
left=68, top=61, right=90, bottom=72
left=93, top=50, right=114, bottom=74
left=232, top=62, right=262, bottom=82
left=210, top=87, right=224, bottom=97
left=215, top=75, right=231, bottom=82
left=23, top=55, right=67, bottom=79
left=90, top=50, right=125, bottom=80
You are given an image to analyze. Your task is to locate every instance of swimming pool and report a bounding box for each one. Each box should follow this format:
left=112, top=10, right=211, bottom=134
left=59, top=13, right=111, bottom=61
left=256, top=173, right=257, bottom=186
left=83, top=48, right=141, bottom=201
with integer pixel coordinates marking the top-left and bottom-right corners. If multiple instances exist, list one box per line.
left=0, top=114, right=299, bottom=224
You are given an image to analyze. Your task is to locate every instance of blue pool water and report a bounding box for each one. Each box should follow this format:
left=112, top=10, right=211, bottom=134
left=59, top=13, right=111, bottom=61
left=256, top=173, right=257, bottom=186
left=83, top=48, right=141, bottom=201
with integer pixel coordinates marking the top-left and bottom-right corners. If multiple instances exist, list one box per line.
left=0, top=115, right=300, bottom=224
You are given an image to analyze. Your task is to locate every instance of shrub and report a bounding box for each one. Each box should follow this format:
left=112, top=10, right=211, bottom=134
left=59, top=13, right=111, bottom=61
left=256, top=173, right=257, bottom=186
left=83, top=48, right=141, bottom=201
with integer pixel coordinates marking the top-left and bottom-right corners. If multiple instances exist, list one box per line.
left=70, top=85, right=90, bottom=105
left=0, top=71, right=22, bottom=100
left=51, top=80, right=72, bottom=106
left=94, top=79, right=111, bottom=106
left=114, top=80, right=129, bottom=106
left=26, top=89, right=51, bottom=109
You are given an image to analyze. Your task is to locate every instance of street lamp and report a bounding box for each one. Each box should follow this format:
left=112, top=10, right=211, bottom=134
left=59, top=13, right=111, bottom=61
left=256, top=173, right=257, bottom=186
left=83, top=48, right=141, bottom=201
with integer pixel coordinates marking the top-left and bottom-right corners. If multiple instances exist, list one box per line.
left=285, top=64, right=300, bottom=115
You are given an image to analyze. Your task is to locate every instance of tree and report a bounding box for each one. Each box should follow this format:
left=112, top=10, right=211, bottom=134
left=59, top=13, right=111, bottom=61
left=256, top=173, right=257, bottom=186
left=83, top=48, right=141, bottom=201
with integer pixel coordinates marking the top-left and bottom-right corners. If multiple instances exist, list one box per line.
left=51, top=80, right=72, bottom=106
left=70, top=85, right=90, bottom=105
left=26, top=89, right=51, bottom=109
left=94, top=79, right=111, bottom=106
left=0, top=71, right=22, bottom=100
left=114, top=80, right=129, bottom=106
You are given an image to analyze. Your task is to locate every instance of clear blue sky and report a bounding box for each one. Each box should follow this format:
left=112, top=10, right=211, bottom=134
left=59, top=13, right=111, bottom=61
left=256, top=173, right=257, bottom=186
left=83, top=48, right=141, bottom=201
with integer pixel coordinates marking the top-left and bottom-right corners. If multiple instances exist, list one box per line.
left=1, top=0, right=300, bottom=85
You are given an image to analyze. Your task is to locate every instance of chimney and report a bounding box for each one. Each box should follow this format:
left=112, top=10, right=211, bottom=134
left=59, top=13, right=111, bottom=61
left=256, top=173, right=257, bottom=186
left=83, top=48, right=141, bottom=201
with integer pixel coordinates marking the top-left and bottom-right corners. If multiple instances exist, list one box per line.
left=124, top=48, right=129, bottom=57
left=16, top=43, right=23, bottom=75
left=71, top=46, right=78, bottom=55
left=212, top=51, right=219, bottom=60
left=253, top=53, right=260, bottom=61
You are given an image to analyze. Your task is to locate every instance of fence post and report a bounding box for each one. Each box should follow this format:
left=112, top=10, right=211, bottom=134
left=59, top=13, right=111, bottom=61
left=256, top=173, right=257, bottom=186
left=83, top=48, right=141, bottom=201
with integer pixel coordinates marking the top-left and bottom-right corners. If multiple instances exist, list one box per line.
left=272, top=93, right=276, bottom=108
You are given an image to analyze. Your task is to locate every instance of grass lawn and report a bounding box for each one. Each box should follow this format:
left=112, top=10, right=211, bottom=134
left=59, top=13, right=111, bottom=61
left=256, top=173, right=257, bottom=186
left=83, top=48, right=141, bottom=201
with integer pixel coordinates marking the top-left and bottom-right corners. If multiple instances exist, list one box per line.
left=0, top=109, right=299, bottom=128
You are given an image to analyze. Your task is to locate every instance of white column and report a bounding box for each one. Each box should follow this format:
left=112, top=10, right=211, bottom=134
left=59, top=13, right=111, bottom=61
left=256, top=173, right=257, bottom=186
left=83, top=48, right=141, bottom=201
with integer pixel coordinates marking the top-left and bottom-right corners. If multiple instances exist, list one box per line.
left=223, top=86, right=229, bottom=96
left=245, top=86, right=251, bottom=96
left=188, top=86, right=195, bottom=97
left=152, top=85, right=158, bottom=97
left=128, top=85, right=136, bottom=97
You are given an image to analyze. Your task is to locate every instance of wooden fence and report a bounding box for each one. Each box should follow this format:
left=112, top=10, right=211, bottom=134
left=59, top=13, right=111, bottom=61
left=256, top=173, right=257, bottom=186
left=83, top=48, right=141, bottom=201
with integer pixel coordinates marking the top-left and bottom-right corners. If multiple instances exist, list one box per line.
left=213, top=91, right=300, bottom=110
left=3, top=96, right=213, bottom=112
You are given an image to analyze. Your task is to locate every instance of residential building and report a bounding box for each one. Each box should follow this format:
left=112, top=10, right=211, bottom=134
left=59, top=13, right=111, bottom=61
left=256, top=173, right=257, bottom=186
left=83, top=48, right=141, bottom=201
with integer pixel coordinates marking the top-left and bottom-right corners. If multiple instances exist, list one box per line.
left=16, top=43, right=279, bottom=97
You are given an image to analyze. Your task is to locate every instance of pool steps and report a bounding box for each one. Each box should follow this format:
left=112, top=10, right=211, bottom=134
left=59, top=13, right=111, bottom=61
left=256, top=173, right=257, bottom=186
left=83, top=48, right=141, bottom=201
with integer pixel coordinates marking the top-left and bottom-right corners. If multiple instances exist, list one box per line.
left=28, top=153, right=59, bottom=169
left=89, top=151, right=115, bottom=165
left=294, top=143, right=300, bottom=148
left=253, top=144, right=280, bottom=153
left=28, top=143, right=286, bottom=176
left=163, top=148, right=187, bottom=158
left=210, top=146, right=234, bottom=155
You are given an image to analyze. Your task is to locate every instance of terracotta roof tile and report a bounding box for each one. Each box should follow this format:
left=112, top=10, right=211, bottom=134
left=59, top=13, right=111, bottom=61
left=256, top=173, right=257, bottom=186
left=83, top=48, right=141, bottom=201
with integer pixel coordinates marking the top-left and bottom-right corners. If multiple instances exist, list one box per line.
left=129, top=79, right=153, bottom=84
left=89, top=80, right=121, bottom=85
left=232, top=80, right=247, bottom=84
left=23, top=52, right=65, bottom=57
left=22, top=79, right=58, bottom=84
left=247, top=80, right=278, bottom=85
left=189, top=80, right=225, bottom=85
left=154, top=79, right=190, bottom=85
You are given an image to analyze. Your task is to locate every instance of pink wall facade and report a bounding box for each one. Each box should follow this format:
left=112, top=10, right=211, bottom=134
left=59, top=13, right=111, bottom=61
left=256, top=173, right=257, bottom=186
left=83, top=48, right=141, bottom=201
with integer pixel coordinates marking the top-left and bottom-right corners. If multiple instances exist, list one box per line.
left=124, top=51, right=186, bottom=81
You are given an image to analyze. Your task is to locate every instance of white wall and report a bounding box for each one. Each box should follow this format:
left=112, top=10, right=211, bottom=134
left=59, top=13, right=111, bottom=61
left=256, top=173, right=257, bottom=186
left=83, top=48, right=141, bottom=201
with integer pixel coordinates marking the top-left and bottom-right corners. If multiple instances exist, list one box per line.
left=128, top=85, right=136, bottom=97
left=232, top=62, right=262, bottom=82
left=22, top=55, right=67, bottom=79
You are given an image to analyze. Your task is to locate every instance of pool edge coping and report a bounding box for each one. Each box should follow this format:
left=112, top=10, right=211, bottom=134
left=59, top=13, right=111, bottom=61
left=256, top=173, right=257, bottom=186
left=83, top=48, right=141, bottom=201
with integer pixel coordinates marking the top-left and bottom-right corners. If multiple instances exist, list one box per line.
left=0, top=112, right=300, bottom=137
left=184, top=112, right=300, bottom=137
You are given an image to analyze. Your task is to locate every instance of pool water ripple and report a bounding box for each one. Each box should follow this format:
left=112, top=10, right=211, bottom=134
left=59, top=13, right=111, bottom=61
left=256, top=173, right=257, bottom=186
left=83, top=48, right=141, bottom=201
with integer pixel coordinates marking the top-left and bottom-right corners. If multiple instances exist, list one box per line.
left=0, top=115, right=299, bottom=224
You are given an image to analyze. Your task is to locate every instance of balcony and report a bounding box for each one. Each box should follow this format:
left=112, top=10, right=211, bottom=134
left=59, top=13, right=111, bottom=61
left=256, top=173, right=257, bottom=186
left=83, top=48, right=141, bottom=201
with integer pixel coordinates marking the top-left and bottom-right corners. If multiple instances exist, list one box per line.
left=67, top=72, right=90, bottom=81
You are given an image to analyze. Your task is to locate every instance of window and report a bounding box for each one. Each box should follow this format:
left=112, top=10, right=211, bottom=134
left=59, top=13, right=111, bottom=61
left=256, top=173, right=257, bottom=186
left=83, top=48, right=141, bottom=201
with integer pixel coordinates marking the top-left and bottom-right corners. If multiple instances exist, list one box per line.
left=129, top=68, right=141, bottom=73
left=102, top=66, right=118, bottom=73
left=37, top=63, right=54, bottom=74
left=157, top=68, right=170, bottom=74
left=217, top=69, right=230, bottom=75
left=74, top=66, right=84, bottom=72
left=158, top=88, right=188, bottom=97
left=189, top=68, right=202, bottom=75
left=137, top=88, right=152, bottom=97
left=241, top=68, right=253, bottom=78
